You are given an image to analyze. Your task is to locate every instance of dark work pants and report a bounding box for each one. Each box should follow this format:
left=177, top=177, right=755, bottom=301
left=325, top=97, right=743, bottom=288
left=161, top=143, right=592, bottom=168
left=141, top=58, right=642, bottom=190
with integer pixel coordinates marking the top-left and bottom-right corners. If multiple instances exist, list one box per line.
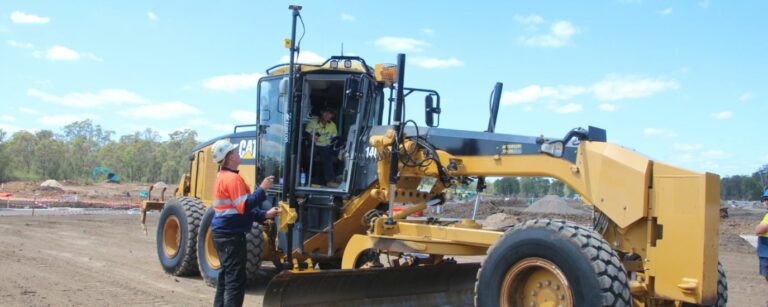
left=317, top=145, right=336, bottom=183
left=212, top=232, right=246, bottom=307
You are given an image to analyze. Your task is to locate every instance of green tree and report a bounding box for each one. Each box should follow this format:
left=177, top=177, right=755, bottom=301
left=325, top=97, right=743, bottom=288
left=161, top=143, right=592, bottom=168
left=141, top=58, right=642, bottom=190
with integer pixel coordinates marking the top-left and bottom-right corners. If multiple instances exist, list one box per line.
left=6, top=131, right=36, bottom=178
left=0, top=129, right=10, bottom=182
left=493, top=177, right=520, bottom=195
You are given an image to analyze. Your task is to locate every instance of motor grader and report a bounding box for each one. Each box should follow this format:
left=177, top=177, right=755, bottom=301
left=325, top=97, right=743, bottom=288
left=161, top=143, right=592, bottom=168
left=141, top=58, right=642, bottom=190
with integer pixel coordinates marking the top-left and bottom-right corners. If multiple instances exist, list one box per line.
left=141, top=6, right=727, bottom=306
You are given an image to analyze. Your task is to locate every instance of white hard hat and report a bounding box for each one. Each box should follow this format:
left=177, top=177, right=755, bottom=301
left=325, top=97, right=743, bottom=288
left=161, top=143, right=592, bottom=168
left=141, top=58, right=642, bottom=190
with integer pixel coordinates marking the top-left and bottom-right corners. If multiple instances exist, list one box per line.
left=211, top=139, right=239, bottom=163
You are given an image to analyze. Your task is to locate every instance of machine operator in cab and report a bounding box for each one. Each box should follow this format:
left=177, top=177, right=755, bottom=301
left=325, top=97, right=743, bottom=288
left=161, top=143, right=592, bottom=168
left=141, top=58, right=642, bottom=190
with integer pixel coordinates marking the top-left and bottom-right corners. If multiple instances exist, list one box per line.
left=210, top=139, right=280, bottom=307
left=306, top=107, right=339, bottom=188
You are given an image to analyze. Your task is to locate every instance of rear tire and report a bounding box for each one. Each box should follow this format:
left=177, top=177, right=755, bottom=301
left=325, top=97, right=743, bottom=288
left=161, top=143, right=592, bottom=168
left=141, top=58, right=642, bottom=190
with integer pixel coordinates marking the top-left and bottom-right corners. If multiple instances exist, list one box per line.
left=156, top=197, right=205, bottom=276
left=682, top=261, right=728, bottom=307
left=475, top=219, right=631, bottom=307
left=244, top=222, right=264, bottom=283
left=197, top=208, right=264, bottom=287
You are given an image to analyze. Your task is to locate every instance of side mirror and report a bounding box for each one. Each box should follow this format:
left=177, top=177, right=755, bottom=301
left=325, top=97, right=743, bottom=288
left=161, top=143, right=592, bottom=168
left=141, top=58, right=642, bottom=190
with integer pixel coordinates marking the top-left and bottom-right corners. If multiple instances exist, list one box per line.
left=425, top=94, right=441, bottom=127
left=540, top=140, right=564, bottom=158
left=343, top=77, right=361, bottom=113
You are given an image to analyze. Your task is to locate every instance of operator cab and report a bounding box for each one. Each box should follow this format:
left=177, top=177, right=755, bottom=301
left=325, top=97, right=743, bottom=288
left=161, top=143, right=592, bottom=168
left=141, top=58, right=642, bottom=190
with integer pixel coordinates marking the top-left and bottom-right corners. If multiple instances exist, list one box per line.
left=255, top=56, right=381, bottom=196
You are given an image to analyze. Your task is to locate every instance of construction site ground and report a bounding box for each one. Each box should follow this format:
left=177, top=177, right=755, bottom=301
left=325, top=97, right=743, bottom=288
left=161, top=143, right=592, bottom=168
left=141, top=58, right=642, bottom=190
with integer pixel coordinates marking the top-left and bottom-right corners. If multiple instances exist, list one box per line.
left=0, top=183, right=765, bottom=306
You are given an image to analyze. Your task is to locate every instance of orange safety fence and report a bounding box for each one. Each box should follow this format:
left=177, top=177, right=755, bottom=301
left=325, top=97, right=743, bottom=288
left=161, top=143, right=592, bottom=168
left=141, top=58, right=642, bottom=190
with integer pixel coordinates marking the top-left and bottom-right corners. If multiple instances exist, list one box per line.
left=0, top=195, right=140, bottom=209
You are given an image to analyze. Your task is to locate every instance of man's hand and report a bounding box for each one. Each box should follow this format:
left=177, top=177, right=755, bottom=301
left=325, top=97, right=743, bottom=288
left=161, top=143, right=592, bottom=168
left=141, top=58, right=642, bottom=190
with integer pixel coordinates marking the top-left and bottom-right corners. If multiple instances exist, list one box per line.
left=265, top=207, right=281, bottom=219
left=260, top=176, right=275, bottom=191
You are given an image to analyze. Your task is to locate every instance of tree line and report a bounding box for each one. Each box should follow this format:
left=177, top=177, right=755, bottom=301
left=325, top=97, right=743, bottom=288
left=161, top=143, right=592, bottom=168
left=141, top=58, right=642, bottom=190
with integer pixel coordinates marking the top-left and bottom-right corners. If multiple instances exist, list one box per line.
left=490, top=168, right=768, bottom=201
left=0, top=120, right=766, bottom=201
left=0, top=120, right=198, bottom=184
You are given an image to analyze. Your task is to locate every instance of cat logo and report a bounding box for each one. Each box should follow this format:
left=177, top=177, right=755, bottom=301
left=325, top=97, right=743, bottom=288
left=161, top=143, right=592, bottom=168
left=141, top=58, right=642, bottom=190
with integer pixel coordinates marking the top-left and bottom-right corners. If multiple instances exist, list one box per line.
left=238, top=139, right=257, bottom=159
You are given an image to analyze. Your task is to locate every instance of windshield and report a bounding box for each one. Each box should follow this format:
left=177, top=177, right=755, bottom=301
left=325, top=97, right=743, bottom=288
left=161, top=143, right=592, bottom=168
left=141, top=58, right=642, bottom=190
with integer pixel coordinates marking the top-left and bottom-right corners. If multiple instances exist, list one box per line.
left=257, top=77, right=286, bottom=189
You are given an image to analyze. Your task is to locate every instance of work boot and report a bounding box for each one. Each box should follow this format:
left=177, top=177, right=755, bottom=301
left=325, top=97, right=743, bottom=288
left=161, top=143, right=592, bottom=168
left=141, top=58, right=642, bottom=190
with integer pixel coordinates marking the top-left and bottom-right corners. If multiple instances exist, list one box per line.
left=326, top=181, right=340, bottom=188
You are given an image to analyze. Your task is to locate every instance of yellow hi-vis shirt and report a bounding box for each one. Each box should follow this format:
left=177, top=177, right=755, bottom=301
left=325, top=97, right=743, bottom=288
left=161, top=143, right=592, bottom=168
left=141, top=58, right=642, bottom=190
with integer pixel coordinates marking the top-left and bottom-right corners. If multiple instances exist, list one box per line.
left=305, top=117, right=337, bottom=147
left=762, top=213, right=768, bottom=238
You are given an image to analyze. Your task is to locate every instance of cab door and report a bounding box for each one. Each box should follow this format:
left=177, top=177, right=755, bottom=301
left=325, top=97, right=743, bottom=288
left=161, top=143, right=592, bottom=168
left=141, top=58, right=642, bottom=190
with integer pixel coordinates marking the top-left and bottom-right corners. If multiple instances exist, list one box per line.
left=256, top=77, right=287, bottom=196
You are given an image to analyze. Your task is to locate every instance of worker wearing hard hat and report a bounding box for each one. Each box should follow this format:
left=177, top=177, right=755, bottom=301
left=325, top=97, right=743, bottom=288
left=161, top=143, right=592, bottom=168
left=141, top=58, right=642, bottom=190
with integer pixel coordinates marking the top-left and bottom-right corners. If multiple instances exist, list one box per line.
left=757, top=190, right=768, bottom=284
left=210, top=139, right=280, bottom=307
left=305, top=107, right=340, bottom=188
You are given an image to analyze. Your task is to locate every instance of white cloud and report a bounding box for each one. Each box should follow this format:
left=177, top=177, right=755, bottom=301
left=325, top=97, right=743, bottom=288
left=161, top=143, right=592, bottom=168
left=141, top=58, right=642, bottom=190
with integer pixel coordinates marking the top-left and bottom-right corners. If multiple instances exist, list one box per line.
left=40, top=45, right=101, bottom=62
left=501, top=74, right=677, bottom=112
left=520, top=20, right=579, bottom=48
left=592, top=75, right=678, bottom=101
left=230, top=111, right=257, bottom=123
left=711, top=111, right=733, bottom=120
left=188, top=118, right=233, bottom=132
left=411, top=57, right=463, bottom=69
left=599, top=103, right=617, bottom=111
left=501, top=85, right=587, bottom=105
left=10, top=11, right=50, bottom=24
left=659, top=7, right=673, bottom=15
left=45, top=45, right=79, bottom=61
left=19, top=107, right=39, bottom=114
left=671, top=144, right=730, bottom=170
left=514, top=14, right=544, bottom=25
left=340, top=13, right=356, bottom=22
left=203, top=73, right=263, bottom=92
left=147, top=11, right=158, bottom=21
left=374, top=37, right=429, bottom=53
left=279, top=50, right=325, bottom=64
left=701, top=149, right=730, bottom=159
left=0, top=123, right=21, bottom=134
left=28, top=88, right=147, bottom=108
left=643, top=128, right=676, bottom=138
left=7, top=40, right=33, bottom=48
left=672, top=143, right=703, bottom=151
left=1, top=115, right=15, bottom=121
left=420, top=28, right=434, bottom=35
left=548, top=103, right=582, bottom=113
left=120, top=102, right=200, bottom=119
left=37, top=114, right=88, bottom=126
left=738, top=92, right=753, bottom=101
left=83, top=52, right=103, bottom=62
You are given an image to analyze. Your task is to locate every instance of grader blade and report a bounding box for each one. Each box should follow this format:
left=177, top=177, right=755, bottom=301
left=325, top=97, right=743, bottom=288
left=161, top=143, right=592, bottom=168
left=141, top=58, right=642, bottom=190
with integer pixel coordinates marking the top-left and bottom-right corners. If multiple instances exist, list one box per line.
left=263, top=262, right=480, bottom=307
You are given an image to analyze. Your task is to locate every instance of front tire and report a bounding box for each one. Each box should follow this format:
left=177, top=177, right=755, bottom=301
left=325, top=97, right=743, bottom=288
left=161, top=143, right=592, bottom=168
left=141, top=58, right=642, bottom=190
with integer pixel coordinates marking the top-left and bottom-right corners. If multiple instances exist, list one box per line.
left=156, top=197, right=205, bottom=276
left=475, top=219, right=631, bottom=307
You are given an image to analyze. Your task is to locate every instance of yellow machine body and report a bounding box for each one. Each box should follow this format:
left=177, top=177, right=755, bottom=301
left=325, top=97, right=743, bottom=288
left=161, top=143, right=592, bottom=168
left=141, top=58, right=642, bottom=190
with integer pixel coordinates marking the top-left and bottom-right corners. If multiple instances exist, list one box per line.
left=140, top=11, right=722, bottom=303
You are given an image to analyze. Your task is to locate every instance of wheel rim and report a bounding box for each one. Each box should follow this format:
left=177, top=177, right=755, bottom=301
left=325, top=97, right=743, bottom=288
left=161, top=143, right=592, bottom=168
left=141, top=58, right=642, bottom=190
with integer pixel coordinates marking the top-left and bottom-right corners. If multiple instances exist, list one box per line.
left=500, top=257, right=573, bottom=307
left=205, top=227, right=221, bottom=269
left=162, top=215, right=181, bottom=258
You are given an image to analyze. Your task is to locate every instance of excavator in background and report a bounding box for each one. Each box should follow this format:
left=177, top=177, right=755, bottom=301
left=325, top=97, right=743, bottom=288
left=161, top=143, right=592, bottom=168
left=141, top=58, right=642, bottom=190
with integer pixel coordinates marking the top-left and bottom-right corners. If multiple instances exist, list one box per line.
left=92, top=166, right=119, bottom=183
left=141, top=6, right=727, bottom=306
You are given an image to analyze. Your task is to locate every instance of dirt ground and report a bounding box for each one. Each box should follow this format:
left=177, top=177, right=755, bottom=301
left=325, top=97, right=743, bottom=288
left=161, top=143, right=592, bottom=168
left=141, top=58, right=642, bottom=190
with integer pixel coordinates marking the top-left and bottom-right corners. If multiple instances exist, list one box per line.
left=0, top=180, right=176, bottom=205
left=0, top=195, right=765, bottom=306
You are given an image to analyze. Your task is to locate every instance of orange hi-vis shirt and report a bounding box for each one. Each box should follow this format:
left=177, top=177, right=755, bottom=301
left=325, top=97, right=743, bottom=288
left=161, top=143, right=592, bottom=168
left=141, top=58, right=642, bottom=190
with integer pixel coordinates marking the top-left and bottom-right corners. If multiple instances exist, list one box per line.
left=211, top=167, right=267, bottom=234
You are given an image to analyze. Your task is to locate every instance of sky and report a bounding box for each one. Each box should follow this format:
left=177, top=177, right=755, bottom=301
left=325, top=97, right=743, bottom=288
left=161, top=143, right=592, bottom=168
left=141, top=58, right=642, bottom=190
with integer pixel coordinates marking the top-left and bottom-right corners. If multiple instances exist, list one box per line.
left=0, top=1, right=766, bottom=176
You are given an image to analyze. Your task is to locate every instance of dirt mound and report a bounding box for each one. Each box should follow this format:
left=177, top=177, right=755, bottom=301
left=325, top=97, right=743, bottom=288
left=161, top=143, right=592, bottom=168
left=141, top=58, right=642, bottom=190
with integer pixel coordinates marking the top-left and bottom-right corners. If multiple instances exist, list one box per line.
left=39, top=180, right=64, bottom=191
left=437, top=199, right=504, bottom=219
left=482, top=213, right=521, bottom=230
left=524, top=195, right=589, bottom=216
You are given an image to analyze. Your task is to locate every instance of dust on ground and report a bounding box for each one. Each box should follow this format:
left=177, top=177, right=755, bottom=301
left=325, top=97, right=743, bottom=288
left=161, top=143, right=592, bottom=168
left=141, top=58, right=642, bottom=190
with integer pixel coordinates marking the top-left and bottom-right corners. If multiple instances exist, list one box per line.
left=0, top=180, right=176, bottom=206
left=0, top=190, right=765, bottom=306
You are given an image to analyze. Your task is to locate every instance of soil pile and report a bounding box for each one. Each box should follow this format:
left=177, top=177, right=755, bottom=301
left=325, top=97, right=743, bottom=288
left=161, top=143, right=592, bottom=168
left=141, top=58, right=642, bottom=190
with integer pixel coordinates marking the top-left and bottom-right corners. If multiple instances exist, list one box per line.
left=482, top=213, right=520, bottom=230
left=437, top=199, right=504, bottom=219
left=39, top=180, right=64, bottom=191
left=524, top=195, right=590, bottom=216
